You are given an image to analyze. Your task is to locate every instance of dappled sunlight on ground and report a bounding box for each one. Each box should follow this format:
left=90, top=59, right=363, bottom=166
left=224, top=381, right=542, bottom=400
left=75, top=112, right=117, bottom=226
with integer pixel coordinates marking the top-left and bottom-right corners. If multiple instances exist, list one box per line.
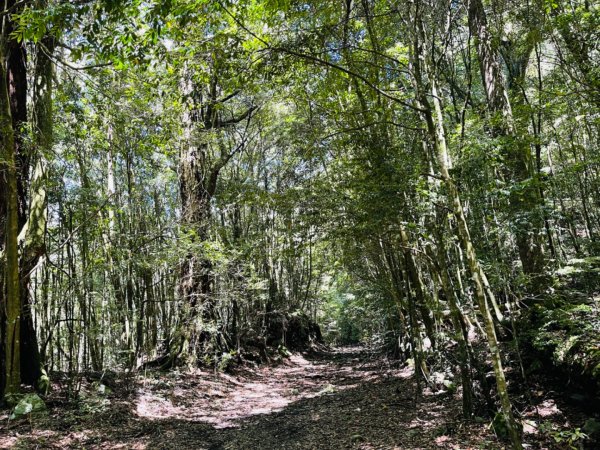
left=535, top=398, right=563, bottom=417
left=134, top=350, right=410, bottom=428
left=0, top=348, right=592, bottom=449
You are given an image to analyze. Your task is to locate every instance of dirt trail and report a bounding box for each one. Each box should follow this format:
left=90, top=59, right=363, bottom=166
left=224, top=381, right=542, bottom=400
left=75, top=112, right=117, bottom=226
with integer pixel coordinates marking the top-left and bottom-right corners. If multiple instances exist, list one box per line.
left=136, top=347, right=398, bottom=429
left=0, top=347, right=579, bottom=449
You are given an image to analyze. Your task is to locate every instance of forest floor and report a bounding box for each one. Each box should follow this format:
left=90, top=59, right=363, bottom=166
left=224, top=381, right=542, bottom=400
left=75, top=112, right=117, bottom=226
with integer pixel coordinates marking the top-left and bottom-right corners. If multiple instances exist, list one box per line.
left=0, top=347, right=593, bottom=449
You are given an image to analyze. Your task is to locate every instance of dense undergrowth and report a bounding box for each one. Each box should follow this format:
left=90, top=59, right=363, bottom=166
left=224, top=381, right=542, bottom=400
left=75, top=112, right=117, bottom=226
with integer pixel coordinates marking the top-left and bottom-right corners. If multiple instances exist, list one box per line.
left=525, top=258, right=600, bottom=399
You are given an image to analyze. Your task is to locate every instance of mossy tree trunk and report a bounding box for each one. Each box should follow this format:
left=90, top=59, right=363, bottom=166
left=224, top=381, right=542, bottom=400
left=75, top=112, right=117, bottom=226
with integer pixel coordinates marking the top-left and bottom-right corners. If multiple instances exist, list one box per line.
left=174, top=72, right=255, bottom=365
left=17, top=33, right=55, bottom=391
left=410, top=4, right=522, bottom=448
left=0, top=31, right=20, bottom=399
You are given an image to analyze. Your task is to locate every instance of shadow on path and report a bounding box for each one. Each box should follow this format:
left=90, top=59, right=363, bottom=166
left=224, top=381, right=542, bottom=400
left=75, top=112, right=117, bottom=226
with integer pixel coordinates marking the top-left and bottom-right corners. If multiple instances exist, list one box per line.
left=0, top=347, right=538, bottom=449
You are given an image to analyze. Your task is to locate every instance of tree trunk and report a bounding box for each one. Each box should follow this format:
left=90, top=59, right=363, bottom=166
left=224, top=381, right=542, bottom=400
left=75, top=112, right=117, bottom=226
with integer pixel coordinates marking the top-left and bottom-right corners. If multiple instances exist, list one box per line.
left=410, top=5, right=522, bottom=447
left=172, top=72, right=254, bottom=364
left=178, top=136, right=217, bottom=361
left=468, top=0, right=545, bottom=278
left=0, top=39, right=20, bottom=398
left=431, top=76, right=522, bottom=449
left=18, top=34, right=55, bottom=391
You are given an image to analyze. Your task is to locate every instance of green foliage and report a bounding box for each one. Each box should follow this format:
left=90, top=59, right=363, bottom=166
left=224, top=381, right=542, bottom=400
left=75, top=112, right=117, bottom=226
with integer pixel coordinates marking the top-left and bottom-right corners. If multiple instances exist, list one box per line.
left=78, top=395, right=110, bottom=415
left=218, top=351, right=239, bottom=372
left=91, top=382, right=113, bottom=396
left=527, top=257, right=600, bottom=389
left=36, top=371, right=51, bottom=395
left=9, top=394, right=46, bottom=420
left=277, top=344, right=291, bottom=357
left=540, top=422, right=588, bottom=449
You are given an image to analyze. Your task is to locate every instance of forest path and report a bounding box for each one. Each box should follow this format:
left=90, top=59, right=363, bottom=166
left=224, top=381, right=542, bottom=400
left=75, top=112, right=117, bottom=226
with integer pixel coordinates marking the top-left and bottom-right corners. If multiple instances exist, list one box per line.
left=127, top=346, right=486, bottom=449
left=2, top=347, right=552, bottom=449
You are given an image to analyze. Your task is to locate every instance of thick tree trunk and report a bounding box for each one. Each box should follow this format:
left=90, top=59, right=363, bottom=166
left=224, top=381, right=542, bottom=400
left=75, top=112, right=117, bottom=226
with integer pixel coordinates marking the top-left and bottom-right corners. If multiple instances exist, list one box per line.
left=468, top=0, right=545, bottom=278
left=0, top=40, right=20, bottom=398
left=0, top=0, right=48, bottom=394
left=6, top=11, right=28, bottom=231
left=178, top=138, right=217, bottom=360
left=18, top=35, right=55, bottom=391
left=172, top=73, right=253, bottom=364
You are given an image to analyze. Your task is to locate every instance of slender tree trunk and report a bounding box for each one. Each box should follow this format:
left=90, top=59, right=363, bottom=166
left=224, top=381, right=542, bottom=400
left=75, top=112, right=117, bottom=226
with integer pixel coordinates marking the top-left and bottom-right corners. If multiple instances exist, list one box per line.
left=410, top=6, right=522, bottom=446
left=428, top=222, right=474, bottom=418
left=430, top=76, right=522, bottom=449
left=399, top=227, right=435, bottom=349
